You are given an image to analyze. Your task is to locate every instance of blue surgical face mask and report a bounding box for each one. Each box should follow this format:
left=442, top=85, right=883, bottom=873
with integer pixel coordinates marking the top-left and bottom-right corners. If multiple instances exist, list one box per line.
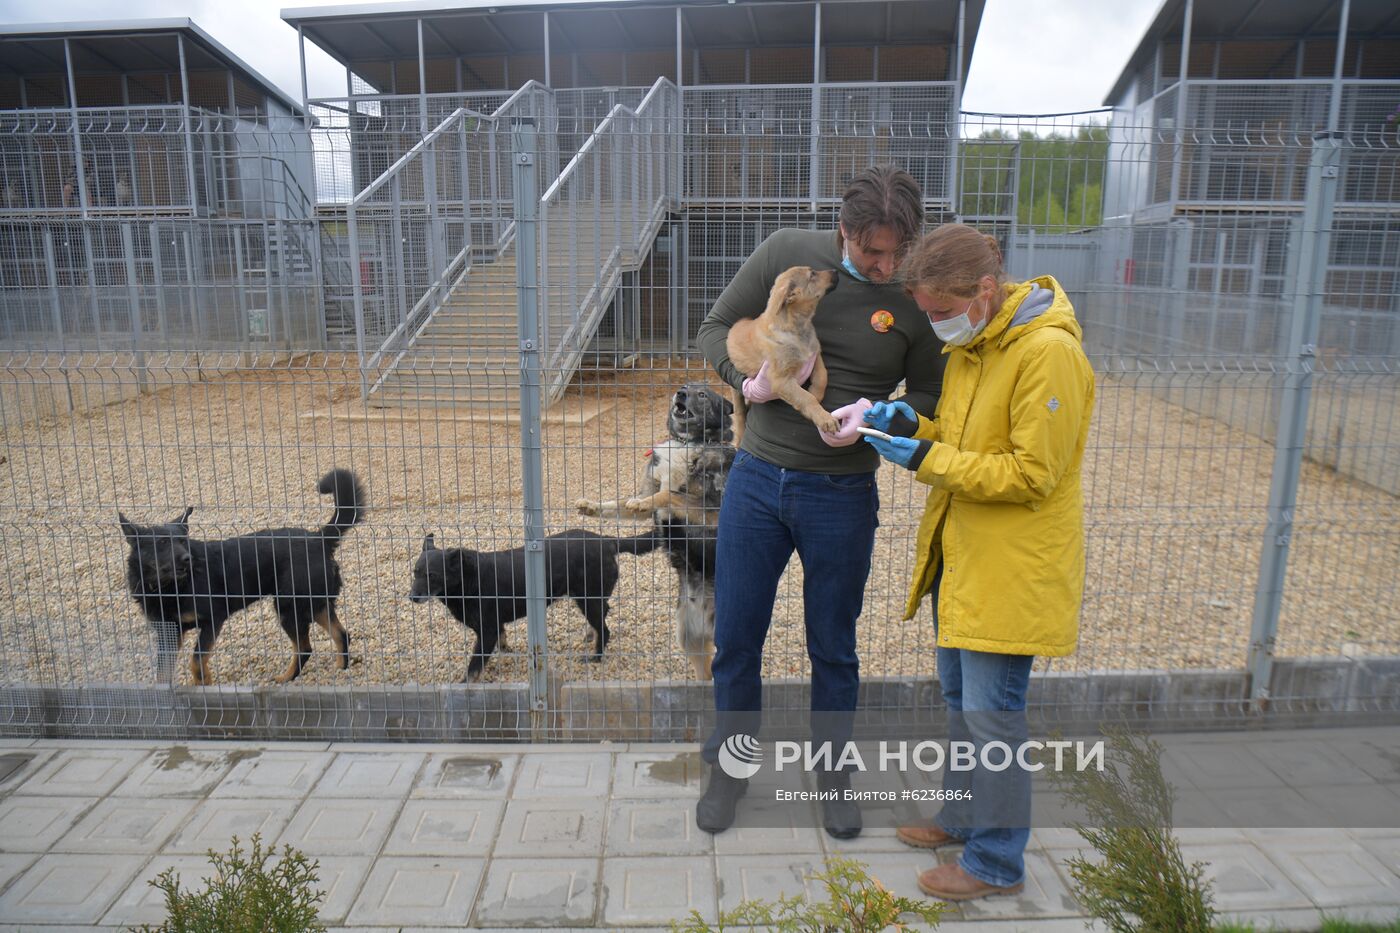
left=841, top=242, right=871, bottom=283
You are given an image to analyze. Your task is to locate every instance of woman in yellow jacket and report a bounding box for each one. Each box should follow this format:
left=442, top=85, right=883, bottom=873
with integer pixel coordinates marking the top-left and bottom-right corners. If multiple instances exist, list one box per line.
left=861, top=224, right=1095, bottom=902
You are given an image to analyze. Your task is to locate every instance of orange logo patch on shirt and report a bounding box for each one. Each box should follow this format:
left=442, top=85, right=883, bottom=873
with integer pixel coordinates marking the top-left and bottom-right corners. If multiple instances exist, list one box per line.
left=870, top=309, right=894, bottom=333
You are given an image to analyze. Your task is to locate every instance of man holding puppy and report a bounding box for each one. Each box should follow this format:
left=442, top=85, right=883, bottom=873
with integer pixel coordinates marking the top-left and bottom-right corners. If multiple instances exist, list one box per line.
left=695, top=165, right=944, bottom=838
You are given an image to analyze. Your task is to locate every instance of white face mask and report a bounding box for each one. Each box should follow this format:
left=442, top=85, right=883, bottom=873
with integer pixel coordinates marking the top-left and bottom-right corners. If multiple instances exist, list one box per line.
left=929, top=295, right=989, bottom=346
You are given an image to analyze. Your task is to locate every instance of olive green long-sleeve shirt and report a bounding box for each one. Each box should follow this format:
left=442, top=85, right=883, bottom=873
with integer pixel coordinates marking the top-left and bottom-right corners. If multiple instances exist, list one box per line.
left=697, top=228, right=944, bottom=474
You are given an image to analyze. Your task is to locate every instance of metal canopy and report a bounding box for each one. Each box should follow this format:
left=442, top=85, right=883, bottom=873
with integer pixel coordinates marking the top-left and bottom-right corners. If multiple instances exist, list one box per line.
left=284, top=0, right=981, bottom=70
left=0, top=19, right=305, bottom=115
left=1104, top=0, right=1400, bottom=104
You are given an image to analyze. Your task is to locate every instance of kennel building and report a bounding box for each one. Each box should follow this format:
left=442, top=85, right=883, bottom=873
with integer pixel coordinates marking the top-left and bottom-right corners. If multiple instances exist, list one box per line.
left=0, top=19, right=320, bottom=351
left=285, top=0, right=983, bottom=405
left=1086, top=0, right=1400, bottom=359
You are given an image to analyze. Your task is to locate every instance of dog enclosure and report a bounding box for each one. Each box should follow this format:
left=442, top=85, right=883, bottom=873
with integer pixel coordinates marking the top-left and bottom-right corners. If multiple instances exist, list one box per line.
left=0, top=0, right=1398, bottom=741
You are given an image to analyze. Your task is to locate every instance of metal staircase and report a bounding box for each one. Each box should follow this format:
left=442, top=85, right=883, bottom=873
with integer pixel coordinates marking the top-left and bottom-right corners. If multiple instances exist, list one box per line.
left=356, top=78, right=679, bottom=411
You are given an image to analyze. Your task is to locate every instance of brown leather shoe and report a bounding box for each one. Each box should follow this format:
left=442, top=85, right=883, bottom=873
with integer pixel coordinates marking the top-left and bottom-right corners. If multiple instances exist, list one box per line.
left=895, top=824, right=963, bottom=850
left=916, top=862, right=1025, bottom=901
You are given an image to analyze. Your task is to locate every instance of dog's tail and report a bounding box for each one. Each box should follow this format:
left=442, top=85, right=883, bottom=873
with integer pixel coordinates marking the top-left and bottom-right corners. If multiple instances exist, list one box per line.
left=318, top=469, right=367, bottom=548
left=611, top=529, right=663, bottom=557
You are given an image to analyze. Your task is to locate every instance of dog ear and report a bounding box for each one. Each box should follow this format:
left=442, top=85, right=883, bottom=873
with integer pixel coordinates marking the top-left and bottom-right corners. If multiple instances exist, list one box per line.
left=762, top=274, right=794, bottom=318
left=118, top=512, right=137, bottom=541
left=173, top=507, right=193, bottom=529
left=422, top=533, right=437, bottom=552
left=782, top=279, right=798, bottom=304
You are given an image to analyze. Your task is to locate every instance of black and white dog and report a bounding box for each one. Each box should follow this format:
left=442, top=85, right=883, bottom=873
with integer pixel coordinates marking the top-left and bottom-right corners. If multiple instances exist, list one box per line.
left=576, top=383, right=735, bottom=678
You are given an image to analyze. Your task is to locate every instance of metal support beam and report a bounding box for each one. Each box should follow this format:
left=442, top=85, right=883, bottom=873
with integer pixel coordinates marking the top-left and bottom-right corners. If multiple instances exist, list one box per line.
left=121, top=224, right=148, bottom=391
left=42, top=228, right=63, bottom=346
left=150, top=225, right=168, bottom=341
left=675, top=6, right=683, bottom=85
left=298, top=25, right=310, bottom=121
left=511, top=120, right=550, bottom=737
left=1327, top=0, right=1351, bottom=134
left=63, top=39, right=89, bottom=219
left=543, top=12, right=552, bottom=88
left=951, top=0, right=967, bottom=210
left=177, top=34, right=200, bottom=214
left=347, top=199, right=368, bottom=396
left=807, top=1, right=822, bottom=213
left=418, top=18, right=429, bottom=134
left=1168, top=0, right=1194, bottom=206
left=1248, top=133, right=1343, bottom=710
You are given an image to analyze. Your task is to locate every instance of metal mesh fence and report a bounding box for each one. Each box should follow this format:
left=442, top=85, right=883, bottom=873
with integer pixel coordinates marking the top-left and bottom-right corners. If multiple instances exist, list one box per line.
left=0, top=77, right=1398, bottom=740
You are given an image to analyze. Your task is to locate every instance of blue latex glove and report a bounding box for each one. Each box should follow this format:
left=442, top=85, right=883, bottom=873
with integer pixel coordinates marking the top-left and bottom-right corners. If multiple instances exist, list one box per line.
left=864, top=400, right=919, bottom=437
left=863, top=433, right=929, bottom=470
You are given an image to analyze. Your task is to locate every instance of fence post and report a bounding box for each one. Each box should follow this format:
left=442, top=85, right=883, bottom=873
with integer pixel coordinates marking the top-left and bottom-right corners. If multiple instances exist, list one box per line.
left=149, top=224, right=169, bottom=343
left=347, top=197, right=369, bottom=397
left=459, top=116, right=471, bottom=258
left=1167, top=218, right=1192, bottom=351
left=234, top=228, right=249, bottom=353
left=276, top=220, right=292, bottom=348
left=1247, top=132, right=1342, bottom=710
left=512, top=120, right=551, bottom=738
left=121, top=223, right=148, bottom=393
left=80, top=226, right=100, bottom=339
left=390, top=175, right=407, bottom=344
left=488, top=120, right=501, bottom=250
left=42, top=228, right=64, bottom=346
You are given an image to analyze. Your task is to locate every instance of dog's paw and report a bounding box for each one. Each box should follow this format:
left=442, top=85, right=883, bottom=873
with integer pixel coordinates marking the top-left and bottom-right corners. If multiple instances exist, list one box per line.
left=815, top=414, right=841, bottom=435
left=623, top=498, right=650, bottom=516
left=575, top=498, right=601, bottom=516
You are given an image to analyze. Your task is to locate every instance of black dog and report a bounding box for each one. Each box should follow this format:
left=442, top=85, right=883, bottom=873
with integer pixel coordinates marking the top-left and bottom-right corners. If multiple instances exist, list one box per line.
left=576, top=383, right=734, bottom=678
left=119, top=469, right=366, bottom=685
left=409, top=529, right=661, bottom=681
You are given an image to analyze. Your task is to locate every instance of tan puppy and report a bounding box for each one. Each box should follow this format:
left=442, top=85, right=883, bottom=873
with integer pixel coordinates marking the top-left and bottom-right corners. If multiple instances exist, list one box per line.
left=727, top=266, right=840, bottom=445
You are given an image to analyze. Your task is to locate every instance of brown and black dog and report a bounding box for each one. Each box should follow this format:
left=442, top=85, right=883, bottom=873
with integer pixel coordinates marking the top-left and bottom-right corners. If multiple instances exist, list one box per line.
left=576, top=384, right=734, bottom=679
left=726, top=265, right=840, bottom=445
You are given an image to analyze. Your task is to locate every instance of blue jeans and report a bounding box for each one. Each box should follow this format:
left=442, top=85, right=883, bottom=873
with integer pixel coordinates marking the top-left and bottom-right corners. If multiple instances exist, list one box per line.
left=931, top=575, right=1035, bottom=888
left=702, top=449, right=879, bottom=764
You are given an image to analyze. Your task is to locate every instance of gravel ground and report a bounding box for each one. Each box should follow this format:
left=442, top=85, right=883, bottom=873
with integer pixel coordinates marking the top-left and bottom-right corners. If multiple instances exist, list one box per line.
left=0, top=353, right=1396, bottom=689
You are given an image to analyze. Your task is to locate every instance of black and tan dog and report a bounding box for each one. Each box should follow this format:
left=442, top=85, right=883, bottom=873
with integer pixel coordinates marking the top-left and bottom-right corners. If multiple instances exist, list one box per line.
left=576, top=383, right=735, bottom=678
left=410, top=529, right=661, bottom=682
left=727, top=265, right=840, bottom=445
left=119, top=469, right=366, bottom=686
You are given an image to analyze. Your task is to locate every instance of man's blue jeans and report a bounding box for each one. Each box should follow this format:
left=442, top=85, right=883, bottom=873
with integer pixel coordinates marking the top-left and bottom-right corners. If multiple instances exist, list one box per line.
left=702, top=449, right=879, bottom=764
left=930, top=574, right=1035, bottom=888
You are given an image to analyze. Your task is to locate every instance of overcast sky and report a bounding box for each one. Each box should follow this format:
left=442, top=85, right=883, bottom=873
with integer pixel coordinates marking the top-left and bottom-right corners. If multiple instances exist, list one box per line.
left=3, top=0, right=1162, bottom=113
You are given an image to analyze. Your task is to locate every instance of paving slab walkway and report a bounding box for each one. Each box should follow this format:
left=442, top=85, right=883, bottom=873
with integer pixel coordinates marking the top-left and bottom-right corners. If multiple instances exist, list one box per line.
left=0, top=727, right=1397, bottom=931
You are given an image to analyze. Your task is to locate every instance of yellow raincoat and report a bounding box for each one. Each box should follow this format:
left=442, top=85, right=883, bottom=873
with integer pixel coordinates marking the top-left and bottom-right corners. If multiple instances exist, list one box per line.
left=902, top=275, right=1095, bottom=657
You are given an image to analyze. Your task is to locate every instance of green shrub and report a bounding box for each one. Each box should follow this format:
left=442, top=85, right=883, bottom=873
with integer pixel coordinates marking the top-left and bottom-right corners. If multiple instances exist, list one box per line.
left=1051, top=725, right=1216, bottom=933
left=129, top=833, right=326, bottom=933
left=670, top=856, right=943, bottom=932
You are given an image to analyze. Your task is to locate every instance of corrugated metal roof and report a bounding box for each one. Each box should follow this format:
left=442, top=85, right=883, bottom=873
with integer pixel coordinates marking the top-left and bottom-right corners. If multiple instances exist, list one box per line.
left=284, top=0, right=982, bottom=80
left=0, top=18, right=305, bottom=116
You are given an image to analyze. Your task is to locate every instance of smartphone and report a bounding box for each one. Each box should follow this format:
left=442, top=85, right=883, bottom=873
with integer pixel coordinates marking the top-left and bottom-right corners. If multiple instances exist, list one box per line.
left=856, top=426, right=896, bottom=442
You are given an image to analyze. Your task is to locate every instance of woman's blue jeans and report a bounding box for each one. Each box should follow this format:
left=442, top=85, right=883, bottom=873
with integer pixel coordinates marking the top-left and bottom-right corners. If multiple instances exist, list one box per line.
left=930, top=574, right=1035, bottom=888
left=702, top=449, right=879, bottom=764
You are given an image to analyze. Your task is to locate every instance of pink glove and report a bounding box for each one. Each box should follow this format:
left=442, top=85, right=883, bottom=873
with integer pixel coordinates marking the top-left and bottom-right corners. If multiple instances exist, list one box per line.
left=820, top=397, right=874, bottom=447
left=741, top=354, right=818, bottom=404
